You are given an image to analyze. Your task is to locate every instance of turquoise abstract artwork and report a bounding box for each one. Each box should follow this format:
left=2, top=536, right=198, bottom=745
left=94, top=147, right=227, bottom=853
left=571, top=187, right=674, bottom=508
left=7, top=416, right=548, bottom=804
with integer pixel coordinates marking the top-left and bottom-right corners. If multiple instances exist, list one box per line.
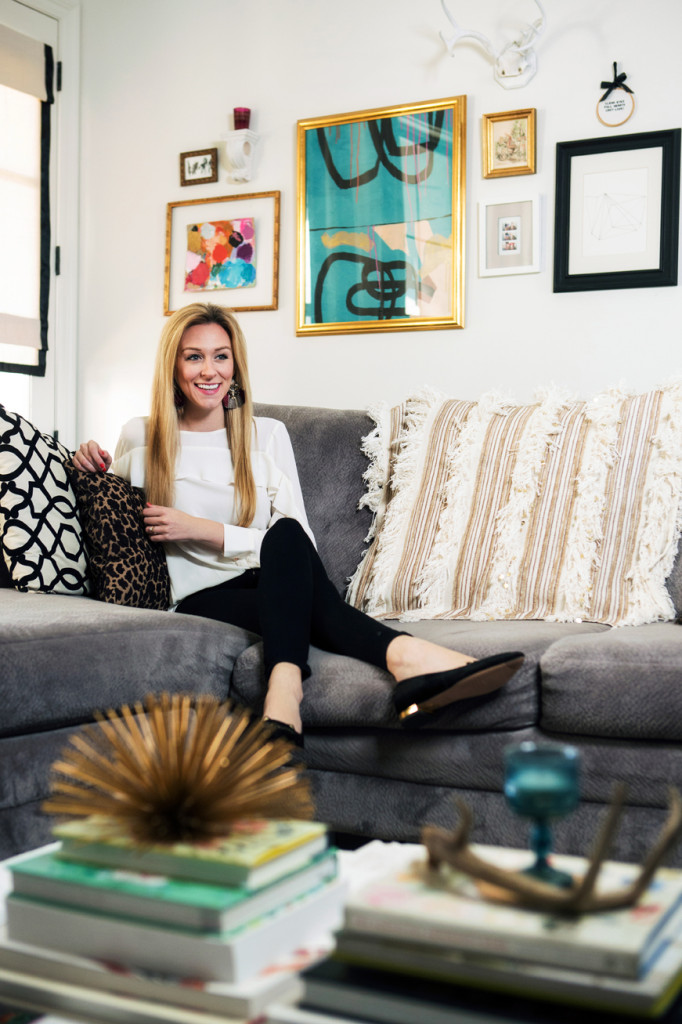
left=303, top=107, right=455, bottom=326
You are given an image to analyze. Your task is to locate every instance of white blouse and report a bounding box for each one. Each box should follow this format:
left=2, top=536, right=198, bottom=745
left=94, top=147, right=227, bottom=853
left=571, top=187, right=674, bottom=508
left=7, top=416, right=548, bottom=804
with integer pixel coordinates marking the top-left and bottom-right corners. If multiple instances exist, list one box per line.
left=111, top=416, right=315, bottom=607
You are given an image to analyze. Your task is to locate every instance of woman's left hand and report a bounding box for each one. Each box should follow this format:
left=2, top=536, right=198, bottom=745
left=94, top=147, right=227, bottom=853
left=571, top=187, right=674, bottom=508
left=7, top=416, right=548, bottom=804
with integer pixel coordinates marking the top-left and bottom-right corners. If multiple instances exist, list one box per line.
left=142, top=504, right=193, bottom=543
left=142, top=504, right=224, bottom=550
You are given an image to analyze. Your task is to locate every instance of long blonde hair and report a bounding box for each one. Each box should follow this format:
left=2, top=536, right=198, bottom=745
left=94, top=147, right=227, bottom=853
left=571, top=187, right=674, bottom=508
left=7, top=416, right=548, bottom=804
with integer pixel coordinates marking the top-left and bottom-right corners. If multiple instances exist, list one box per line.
left=146, top=303, right=256, bottom=527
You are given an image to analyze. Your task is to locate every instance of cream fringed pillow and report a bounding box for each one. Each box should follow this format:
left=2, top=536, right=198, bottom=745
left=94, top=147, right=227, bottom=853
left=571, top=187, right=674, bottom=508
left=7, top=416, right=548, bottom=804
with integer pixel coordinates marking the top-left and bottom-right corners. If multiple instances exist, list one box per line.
left=347, top=385, right=682, bottom=627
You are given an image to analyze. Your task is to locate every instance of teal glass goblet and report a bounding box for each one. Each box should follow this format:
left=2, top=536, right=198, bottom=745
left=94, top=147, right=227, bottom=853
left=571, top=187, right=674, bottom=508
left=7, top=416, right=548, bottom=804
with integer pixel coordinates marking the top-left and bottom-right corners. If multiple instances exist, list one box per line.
left=503, top=741, right=580, bottom=888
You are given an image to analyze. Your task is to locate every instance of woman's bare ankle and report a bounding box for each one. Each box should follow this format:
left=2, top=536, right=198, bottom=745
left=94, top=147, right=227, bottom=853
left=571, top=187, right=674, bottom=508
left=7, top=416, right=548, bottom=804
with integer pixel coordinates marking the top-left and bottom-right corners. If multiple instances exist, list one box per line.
left=262, top=662, right=303, bottom=733
left=386, top=636, right=475, bottom=684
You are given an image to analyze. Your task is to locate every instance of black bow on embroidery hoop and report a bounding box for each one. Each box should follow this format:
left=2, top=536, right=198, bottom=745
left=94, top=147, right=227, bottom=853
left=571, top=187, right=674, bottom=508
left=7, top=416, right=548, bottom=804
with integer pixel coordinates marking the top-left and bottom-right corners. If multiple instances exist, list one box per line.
left=600, top=62, right=634, bottom=102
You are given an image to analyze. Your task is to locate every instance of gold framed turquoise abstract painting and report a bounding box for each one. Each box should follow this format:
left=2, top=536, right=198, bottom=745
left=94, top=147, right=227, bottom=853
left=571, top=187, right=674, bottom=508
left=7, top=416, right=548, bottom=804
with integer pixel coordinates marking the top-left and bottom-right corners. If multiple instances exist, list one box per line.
left=296, top=96, right=466, bottom=335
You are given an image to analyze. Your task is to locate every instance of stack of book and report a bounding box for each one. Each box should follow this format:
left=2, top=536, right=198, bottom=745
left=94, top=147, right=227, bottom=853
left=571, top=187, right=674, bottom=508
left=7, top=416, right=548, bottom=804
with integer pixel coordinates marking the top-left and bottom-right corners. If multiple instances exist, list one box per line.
left=1, top=817, right=346, bottom=1022
left=293, top=841, right=682, bottom=1024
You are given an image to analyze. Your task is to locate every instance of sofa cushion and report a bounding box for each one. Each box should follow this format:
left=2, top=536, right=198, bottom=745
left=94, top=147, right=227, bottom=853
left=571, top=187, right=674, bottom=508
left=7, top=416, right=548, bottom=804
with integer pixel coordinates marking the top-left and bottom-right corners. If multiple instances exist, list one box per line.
left=348, top=385, right=682, bottom=628
left=0, top=407, right=88, bottom=595
left=0, top=589, right=257, bottom=738
left=540, top=623, right=682, bottom=741
left=66, top=465, right=170, bottom=610
left=254, top=403, right=373, bottom=596
left=230, top=619, right=608, bottom=737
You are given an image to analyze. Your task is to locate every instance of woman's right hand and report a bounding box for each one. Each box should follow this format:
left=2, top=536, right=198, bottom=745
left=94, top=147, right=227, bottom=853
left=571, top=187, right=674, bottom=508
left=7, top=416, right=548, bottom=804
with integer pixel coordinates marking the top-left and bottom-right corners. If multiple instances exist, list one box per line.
left=71, top=441, right=112, bottom=473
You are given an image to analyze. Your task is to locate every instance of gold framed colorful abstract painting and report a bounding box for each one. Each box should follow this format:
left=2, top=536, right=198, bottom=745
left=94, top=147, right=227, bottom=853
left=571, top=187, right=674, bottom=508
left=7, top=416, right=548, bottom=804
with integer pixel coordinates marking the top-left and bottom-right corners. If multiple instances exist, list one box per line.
left=482, top=108, right=536, bottom=178
left=296, top=95, right=466, bottom=335
left=164, top=191, right=280, bottom=315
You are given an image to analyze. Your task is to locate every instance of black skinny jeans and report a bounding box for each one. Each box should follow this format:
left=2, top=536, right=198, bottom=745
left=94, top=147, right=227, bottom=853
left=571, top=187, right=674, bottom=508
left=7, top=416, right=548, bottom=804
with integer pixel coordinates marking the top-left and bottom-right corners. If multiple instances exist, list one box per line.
left=176, top=517, right=402, bottom=680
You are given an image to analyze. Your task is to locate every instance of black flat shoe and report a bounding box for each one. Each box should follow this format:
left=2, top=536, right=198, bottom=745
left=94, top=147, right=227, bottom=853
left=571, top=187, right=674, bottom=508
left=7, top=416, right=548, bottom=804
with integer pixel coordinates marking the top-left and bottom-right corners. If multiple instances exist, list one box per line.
left=393, top=651, right=525, bottom=729
left=262, top=717, right=304, bottom=749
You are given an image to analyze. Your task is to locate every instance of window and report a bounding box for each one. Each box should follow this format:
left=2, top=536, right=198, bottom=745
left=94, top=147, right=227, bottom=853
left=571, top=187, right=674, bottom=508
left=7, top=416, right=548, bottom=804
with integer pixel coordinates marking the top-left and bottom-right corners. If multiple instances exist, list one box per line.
left=0, top=81, right=43, bottom=379
left=0, top=21, right=53, bottom=381
left=0, top=0, right=78, bottom=442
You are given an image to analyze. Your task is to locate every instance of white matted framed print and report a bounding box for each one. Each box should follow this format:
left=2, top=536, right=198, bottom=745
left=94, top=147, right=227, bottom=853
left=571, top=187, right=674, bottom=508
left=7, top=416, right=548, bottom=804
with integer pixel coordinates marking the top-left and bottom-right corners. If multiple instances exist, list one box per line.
left=164, top=191, right=280, bottom=315
left=553, top=130, right=681, bottom=292
left=478, top=195, right=540, bottom=277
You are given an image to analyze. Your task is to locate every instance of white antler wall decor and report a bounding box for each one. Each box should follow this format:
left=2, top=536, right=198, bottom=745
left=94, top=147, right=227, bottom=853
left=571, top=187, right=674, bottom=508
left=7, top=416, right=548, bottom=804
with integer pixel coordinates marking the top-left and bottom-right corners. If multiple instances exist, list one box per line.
left=439, top=0, right=546, bottom=89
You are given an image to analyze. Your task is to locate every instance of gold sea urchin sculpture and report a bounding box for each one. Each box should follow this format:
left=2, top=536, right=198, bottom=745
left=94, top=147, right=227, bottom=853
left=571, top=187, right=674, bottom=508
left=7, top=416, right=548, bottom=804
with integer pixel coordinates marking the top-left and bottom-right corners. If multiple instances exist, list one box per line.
left=43, top=693, right=312, bottom=845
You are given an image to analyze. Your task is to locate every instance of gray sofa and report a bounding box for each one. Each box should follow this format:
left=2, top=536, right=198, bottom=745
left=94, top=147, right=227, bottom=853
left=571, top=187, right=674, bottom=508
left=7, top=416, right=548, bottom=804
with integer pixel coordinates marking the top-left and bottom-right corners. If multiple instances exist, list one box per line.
left=2, top=401, right=682, bottom=868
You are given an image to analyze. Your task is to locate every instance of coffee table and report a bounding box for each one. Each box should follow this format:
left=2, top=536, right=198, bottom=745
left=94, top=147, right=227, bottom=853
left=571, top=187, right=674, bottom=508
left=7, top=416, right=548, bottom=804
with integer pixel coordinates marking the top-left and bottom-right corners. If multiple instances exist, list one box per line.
left=5, top=841, right=682, bottom=1024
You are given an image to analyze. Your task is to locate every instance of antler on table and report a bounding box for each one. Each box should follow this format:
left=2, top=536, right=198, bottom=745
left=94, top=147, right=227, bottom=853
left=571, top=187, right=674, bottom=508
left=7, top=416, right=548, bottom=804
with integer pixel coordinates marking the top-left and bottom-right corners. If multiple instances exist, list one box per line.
left=422, top=785, right=682, bottom=913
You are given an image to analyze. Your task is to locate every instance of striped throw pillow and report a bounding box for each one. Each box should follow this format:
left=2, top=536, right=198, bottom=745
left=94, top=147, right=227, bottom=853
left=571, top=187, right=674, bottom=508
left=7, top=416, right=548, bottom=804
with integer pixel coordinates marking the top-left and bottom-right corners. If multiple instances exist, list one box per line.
left=347, top=385, right=682, bottom=627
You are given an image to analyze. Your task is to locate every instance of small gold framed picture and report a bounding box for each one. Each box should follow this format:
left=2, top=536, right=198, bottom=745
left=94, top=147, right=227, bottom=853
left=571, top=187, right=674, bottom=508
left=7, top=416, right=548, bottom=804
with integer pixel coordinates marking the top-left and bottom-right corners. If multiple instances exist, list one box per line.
left=482, top=109, right=536, bottom=178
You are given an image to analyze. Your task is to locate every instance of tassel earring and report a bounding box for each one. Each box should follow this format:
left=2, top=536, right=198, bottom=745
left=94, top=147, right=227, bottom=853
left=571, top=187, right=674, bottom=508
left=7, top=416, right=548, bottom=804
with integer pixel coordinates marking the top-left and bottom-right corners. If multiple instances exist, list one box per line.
left=223, top=380, right=245, bottom=411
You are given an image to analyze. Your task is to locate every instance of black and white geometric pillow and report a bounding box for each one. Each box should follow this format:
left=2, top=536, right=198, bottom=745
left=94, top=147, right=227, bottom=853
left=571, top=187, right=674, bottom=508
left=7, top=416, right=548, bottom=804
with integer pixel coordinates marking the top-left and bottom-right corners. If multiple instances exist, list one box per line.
left=0, top=406, right=89, bottom=594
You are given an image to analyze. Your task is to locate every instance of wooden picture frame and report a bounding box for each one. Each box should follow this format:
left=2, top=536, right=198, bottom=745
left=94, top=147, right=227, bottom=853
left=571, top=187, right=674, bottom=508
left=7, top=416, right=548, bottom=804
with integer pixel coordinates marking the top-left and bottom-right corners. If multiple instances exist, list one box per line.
left=553, top=129, right=681, bottom=292
left=482, top=109, right=536, bottom=178
left=164, top=191, right=280, bottom=315
left=179, top=148, right=219, bottom=187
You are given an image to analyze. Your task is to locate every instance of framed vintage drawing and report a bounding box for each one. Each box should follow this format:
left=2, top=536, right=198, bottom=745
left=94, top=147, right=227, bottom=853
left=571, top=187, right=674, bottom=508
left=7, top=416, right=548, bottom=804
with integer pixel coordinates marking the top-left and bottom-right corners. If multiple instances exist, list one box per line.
left=164, top=191, right=280, bottom=315
left=482, top=109, right=536, bottom=178
left=179, top=148, right=219, bottom=186
left=478, top=195, right=540, bottom=276
left=553, top=129, right=681, bottom=292
left=296, top=95, right=466, bottom=335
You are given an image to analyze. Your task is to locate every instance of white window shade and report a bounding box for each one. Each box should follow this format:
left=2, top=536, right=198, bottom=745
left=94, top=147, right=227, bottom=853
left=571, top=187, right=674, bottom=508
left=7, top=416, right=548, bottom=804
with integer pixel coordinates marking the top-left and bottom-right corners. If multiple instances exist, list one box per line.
left=0, top=22, right=48, bottom=100
left=0, top=315, right=40, bottom=367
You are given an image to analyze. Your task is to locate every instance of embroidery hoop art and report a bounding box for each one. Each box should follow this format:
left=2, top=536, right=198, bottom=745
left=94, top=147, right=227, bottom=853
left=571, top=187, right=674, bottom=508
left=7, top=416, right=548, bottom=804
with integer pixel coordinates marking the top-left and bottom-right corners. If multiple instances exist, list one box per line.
left=597, top=88, right=635, bottom=128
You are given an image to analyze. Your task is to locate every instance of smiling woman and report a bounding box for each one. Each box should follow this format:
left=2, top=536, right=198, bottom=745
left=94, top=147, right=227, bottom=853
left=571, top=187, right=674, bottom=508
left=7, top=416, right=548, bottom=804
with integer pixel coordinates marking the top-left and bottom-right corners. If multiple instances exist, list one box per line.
left=173, top=322, right=235, bottom=430
left=71, top=302, right=524, bottom=749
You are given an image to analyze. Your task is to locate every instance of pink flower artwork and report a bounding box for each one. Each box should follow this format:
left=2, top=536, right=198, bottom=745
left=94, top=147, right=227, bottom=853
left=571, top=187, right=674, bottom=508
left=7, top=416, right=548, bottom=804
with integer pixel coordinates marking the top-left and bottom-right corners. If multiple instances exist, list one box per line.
left=185, top=218, right=256, bottom=292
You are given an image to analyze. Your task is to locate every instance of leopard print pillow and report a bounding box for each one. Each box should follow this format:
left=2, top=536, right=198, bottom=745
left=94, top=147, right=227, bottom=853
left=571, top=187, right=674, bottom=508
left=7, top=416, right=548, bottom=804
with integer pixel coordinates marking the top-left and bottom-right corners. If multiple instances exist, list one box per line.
left=66, top=464, right=170, bottom=610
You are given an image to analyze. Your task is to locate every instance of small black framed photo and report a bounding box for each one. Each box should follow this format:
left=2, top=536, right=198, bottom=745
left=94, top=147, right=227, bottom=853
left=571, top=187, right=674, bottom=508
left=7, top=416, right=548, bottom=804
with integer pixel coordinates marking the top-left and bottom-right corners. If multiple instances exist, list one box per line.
left=553, top=129, right=681, bottom=292
left=179, top=148, right=219, bottom=187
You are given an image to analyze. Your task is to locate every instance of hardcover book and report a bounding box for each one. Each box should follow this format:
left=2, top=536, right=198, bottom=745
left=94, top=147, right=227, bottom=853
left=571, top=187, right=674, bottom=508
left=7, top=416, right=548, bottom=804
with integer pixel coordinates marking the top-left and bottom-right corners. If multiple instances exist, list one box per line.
left=53, top=816, right=327, bottom=889
left=0, top=922, right=329, bottom=1019
left=299, top=956, right=682, bottom=1024
left=6, top=876, right=346, bottom=983
left=342, top=843, right=682, bottom=979
left=333, top=919, right=682, bottom=1018
left=10, top=845, right=337, bottom=932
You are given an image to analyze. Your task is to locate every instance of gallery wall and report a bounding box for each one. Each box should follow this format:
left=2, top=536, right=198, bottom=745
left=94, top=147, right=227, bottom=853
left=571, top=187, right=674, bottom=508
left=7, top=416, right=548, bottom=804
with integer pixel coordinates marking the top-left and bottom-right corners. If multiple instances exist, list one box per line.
left=76, top=0, right=682, bottom=449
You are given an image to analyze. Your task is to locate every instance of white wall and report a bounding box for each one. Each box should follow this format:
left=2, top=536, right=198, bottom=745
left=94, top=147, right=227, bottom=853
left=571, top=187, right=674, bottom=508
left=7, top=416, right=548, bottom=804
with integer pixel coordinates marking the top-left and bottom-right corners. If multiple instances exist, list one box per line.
left=77, top=0, right=682, bottom=450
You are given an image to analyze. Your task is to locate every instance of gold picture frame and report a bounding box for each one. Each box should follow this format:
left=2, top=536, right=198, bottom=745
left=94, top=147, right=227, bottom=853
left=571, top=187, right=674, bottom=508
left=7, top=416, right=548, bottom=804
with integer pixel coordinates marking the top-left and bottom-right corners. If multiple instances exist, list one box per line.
left=164, top=191, right=280, bottom=316
left=296, top=95, right=466, bottom=335
left=482, top=108, right=536, bottom=178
